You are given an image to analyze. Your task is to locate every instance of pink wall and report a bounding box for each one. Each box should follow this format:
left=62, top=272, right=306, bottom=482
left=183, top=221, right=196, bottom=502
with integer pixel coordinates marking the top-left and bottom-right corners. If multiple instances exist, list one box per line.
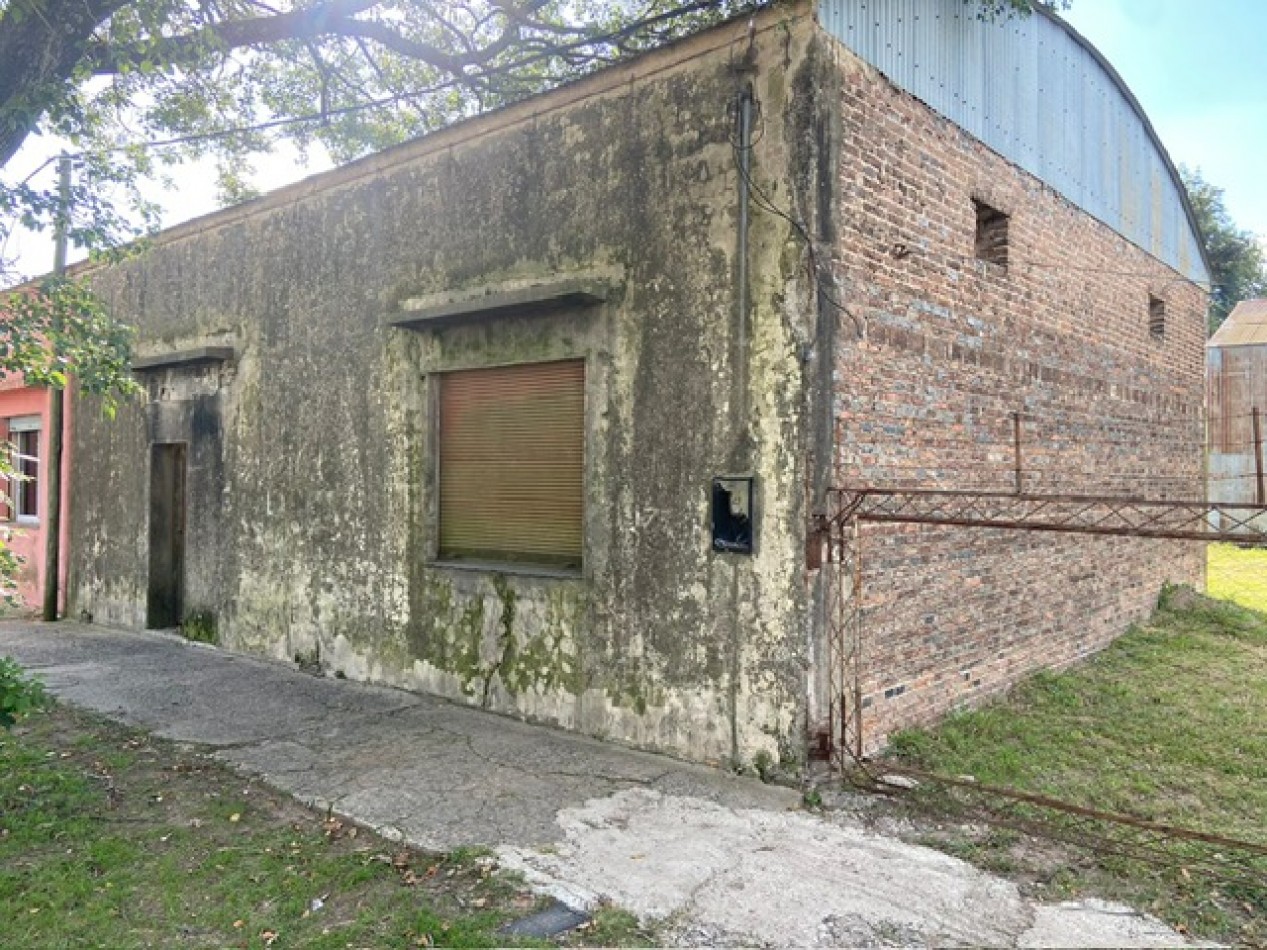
left=0, top=374, right=72, bottom=615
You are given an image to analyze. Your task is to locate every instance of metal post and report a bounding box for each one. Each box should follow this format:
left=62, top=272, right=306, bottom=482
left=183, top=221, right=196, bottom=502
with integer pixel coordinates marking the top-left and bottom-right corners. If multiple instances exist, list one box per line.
left=52, top=155, right=70, bottom=276
left=1013, top=411, right=1024, bottom=495
left=1254, top=407, right=1264, bottom=507
left=41, top=154, right=70, bottom=622
left=851, top=518, right=864, bottom=760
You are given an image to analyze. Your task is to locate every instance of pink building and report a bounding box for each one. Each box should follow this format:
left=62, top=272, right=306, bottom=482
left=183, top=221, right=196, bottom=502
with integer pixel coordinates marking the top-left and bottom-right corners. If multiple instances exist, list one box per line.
left=0, top=375, right=71, bottom=613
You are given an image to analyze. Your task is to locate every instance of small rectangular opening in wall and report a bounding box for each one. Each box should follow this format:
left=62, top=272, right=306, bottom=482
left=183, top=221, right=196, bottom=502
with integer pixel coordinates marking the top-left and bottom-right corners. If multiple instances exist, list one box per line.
left=712, top=476, right=754, bottom=554
left=973, top=199, right=1009, bottom=268
left=1149, top=296, right=1166, bottom=341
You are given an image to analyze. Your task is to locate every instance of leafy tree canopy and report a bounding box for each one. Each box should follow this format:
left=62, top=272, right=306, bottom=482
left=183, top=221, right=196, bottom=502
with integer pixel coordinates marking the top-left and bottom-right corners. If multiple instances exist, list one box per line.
left=1180, top=166, right=1267, bottom=334
left=0, top=276, right=140, bottom=606
left=1, top=0, right=1060, bottom=274
left=2, top=279, right=140, bottom=412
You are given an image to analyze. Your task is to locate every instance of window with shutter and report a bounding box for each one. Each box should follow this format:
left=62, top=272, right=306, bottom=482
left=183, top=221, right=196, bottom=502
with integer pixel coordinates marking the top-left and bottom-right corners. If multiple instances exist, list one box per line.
left=438, top=359, right=585, bottom=569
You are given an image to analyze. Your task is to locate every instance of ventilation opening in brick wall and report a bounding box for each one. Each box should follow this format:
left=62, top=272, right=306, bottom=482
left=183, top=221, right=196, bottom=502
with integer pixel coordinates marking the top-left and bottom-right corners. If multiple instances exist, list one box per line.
left=973, top=199, right=1010, bottom=268
left=1149, top=295, right=1166, bottom=341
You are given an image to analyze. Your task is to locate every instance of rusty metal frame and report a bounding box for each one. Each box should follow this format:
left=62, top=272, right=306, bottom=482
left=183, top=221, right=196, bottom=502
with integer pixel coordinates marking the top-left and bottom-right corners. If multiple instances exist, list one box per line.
left=828, top=488, right=1267, bottom=543
left=815, top=487, right=1267, bottom=764
left=870, top=764, right=1267, bottom=895
left=813, top=484, right=1267, bottom=894
left=821, top=494, right=864, bottom=767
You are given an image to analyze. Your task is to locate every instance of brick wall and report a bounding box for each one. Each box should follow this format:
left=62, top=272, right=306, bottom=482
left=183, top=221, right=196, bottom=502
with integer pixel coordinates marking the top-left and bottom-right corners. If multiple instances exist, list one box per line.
left=828, top=54, right=1207, bottom=747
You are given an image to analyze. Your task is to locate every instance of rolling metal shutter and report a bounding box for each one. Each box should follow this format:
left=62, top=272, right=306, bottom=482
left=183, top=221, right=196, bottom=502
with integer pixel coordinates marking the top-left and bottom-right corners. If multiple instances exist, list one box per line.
left=439, top=359, right=584, bottom=568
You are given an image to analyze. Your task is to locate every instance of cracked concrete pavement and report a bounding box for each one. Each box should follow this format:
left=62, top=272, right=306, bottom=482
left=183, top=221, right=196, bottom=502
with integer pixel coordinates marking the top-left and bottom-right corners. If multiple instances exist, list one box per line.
left=1, top=621, right=1204, bottom=948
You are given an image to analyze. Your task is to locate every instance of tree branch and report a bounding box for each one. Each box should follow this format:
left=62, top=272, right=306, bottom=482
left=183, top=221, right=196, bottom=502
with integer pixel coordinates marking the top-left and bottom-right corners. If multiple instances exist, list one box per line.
left=0, top=0, right=135, bottom=166
left=80, top=0, right=559, bottom=77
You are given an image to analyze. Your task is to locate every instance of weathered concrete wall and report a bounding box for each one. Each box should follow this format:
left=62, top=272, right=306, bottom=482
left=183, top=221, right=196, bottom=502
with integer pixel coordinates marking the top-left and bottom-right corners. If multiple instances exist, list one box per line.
left=69, top=6, right=826, bottom=768
left=821, top=42, right=1207, bottom=748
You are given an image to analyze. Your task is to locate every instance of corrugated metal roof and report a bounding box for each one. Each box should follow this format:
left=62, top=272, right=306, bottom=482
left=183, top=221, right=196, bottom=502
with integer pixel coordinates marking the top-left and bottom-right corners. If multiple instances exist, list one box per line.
left=816, top=0, right=1210, bottom=285
left=1208, top=299, right=1267, bottom=348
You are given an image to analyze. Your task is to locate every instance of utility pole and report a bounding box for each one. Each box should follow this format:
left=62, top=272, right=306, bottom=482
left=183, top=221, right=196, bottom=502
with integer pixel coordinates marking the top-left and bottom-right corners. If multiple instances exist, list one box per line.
left=42, top=154, right=70, bottom=622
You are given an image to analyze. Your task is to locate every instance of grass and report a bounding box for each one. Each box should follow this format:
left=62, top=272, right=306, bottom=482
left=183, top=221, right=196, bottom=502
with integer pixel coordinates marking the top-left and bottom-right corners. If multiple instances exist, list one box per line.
left=1207, top=542, right=1267, bottom=612
left=0, top=703, right=654, bottom=949
left=180, top=609, right=220, bottom=645
left=881, top=558, right=1267, bottom=945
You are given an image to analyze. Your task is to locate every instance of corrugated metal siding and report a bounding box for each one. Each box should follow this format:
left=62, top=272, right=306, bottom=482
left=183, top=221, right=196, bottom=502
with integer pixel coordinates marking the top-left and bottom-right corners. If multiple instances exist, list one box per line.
left=818, top=0, right=1209, bottom=284
left=1207, top=344, right=1267, bottom=522
left=1207, top=343, right=1267, bottom=453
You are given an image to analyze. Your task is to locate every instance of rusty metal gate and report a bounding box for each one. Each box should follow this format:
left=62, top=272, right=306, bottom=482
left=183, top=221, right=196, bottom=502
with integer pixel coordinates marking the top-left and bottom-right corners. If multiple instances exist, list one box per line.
left=807, top=480, right=1267, bottom=904
left=812, top=486, right=1267, bottom=763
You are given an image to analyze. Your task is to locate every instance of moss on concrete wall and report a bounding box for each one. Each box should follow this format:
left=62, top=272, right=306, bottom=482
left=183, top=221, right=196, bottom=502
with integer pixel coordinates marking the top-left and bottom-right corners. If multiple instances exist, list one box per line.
left=69, top=5, right=823, bottom=767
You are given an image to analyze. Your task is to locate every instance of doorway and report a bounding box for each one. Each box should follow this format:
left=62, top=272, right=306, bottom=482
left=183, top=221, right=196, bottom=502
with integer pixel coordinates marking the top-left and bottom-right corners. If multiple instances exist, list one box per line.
left=146, top=442, right=187, bottom=628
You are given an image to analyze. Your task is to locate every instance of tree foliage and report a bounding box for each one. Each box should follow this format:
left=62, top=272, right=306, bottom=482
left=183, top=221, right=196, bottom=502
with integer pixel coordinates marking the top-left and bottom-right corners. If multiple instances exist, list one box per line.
left=0, top=655, right=46, bottom=726
left=2, top=279, right=142, bottom=412
left=1180, top=167, right=1267, bottom=334
left=0, top=281, right=141, bottom=608
left=1, top=0, right=1064, bottom=276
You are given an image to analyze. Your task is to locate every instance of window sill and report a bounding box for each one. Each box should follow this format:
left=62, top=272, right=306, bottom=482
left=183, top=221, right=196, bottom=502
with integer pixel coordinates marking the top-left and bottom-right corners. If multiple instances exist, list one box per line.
left=12, top=517, right=39, bottom=527
left=430, top=559, right=583, bottom=580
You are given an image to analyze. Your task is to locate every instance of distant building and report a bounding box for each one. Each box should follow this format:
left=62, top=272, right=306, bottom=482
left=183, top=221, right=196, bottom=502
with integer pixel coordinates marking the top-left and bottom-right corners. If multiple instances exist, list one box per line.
left=1207, top=299, right=1267, bottom=507
left=1, top=376, right=70, bottom=612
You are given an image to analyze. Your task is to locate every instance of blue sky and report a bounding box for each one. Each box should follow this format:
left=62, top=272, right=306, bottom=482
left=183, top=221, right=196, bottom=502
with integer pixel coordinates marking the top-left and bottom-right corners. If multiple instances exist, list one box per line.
left=1061, top=0, right=1267, bottom=235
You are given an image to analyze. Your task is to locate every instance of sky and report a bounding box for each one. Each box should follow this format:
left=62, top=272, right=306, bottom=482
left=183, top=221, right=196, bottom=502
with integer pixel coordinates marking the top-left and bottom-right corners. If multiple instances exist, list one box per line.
left=6, top=0, right=1267, bottom=276
left=1061, top=0, right=1267, bottom=235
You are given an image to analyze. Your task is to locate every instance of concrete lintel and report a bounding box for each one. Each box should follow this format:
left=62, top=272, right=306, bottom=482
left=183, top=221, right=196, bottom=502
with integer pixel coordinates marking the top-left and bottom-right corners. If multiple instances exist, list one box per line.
left=132, top=346, right=236, bottom=372
left=391, top=279, right=608, bottom=329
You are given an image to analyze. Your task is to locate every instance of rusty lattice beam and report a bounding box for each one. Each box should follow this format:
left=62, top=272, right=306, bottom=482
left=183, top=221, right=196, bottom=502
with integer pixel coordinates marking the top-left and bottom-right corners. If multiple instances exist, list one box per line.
left=814, top=485, right=1267, bottom=760
left=824, top=488, right=1267, bottom=545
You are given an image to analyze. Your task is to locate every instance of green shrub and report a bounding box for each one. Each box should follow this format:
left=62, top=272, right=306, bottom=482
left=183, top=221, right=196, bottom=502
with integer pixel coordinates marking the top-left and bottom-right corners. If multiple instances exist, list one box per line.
left=0, top=656, right=47, bottom=728
left=180, top=610, right=219, bottom=645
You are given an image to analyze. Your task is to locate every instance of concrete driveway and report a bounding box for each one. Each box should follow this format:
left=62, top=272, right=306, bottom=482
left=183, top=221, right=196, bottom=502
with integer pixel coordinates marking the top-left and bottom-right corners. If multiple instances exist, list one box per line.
left=0, top=620, right=1201, bottom=948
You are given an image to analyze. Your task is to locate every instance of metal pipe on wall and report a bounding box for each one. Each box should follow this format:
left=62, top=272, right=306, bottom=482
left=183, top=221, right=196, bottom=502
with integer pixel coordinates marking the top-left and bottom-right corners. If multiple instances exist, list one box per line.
left=734, top=83, right=753, bottom=433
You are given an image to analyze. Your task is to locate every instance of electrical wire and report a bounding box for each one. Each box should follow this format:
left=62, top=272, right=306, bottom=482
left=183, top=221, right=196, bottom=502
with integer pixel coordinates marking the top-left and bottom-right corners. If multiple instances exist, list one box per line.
left=864, top=228, right=1234, bottom=299
left=728, top=94, right=866, bottom=337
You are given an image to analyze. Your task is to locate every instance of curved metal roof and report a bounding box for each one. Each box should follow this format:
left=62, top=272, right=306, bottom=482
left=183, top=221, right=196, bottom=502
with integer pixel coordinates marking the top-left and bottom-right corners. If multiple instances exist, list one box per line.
left=817, top=0, right=1211, bottom=284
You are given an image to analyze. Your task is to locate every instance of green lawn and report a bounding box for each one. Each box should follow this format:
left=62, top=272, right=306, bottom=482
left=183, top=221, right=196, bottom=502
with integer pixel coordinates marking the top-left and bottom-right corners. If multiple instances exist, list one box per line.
left=1207, top=542, right=1267, bottom=612
left=884, top=554, right=1267, bottom=945
left=0, top=704, right=648, bottom=949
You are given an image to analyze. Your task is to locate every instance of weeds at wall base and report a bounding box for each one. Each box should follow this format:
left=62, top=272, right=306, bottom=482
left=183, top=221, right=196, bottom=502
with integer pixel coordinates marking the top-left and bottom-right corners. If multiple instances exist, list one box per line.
left=179, top=610, right=219, bottom=646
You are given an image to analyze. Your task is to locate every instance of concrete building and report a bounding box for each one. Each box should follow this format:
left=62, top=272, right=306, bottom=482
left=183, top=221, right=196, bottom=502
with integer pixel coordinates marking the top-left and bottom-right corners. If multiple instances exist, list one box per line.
left=66, top=0, right=1208, bottom=766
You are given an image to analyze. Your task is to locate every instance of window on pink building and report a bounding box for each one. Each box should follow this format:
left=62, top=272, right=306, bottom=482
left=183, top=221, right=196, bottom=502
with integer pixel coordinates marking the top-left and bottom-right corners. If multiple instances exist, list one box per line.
left=8, top=416, right=40, bottom=523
